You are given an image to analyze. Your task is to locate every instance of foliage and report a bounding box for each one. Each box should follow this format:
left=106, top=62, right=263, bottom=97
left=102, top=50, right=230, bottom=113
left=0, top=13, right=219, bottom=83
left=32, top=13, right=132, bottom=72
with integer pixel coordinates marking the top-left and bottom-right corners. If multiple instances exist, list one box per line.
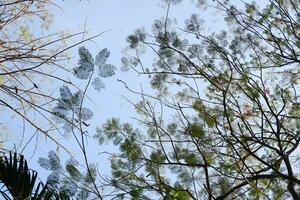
left=0, top=1, right=115, bottom=199
left=38, top=151, right=99, bottom=200
left=0, top=151, right=66, bottom=200
left=0, top=0, right=64, bottom=140
left=0, top=0, right=108, bottom=149
left=14, top=0, right=300, bottom=199
left=93, top=0, right=300, bottom=199
left=51, top=47, right=116, bottom=133
left=73, top=47, right=116, bottom=91
left=52, top=85, right=92, bottom=133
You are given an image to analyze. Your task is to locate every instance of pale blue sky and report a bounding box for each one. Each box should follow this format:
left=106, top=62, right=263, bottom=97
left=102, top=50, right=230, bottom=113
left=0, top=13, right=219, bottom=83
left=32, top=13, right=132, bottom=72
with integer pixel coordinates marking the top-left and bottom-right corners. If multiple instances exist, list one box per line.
left=24, top=0, right=182, bottom=181
left=8, top=0, right=219, bottom=183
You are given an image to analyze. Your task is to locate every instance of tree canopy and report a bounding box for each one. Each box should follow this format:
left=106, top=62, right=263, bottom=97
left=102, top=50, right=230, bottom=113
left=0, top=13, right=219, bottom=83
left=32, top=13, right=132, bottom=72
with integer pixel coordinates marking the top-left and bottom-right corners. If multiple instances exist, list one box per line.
left=3, top=0, right=300, bottom=200
left=0, top=1, right=115, bottom=199
left=94, top=0, right=300, bottom=199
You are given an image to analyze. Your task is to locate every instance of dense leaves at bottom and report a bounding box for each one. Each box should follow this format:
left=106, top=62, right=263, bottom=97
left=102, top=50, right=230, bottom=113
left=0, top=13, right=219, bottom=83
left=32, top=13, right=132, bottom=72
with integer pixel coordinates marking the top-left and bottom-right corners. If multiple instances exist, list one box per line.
left=0, top=152, right=70, bottom=200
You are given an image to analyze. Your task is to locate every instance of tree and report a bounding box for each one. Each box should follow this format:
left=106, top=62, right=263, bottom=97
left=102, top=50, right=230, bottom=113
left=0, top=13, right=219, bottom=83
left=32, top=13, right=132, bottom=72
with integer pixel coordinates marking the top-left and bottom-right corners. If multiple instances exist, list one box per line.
left=38, top=150, right=100, bottom=199
left=0, top=151, right=70, bottom=200
left=38, top=46, right=116, bottom=200
left=0, top=0, right=107, bottom=150
left=91, top=0, right=300, bottom=199
left=0, top=2, right=116, bottom=199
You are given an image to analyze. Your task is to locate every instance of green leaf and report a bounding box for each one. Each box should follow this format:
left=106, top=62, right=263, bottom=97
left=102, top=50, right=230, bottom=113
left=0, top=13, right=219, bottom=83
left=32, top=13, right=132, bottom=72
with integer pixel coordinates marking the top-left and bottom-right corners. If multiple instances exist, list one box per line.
left=296, top=40, right=300, bottom=48
left=84, top=164, right=97, bottom=184
left=150, top=150, right=166, bottom=163
left=203, top=115, right=215, bottom=128
left=190, top=124, right=204, bottom=138
left=66, top=163, right=82, bottom=181
left=184, top=153, right=197, bottom=165
left=174, top=191, right=190, bottom=200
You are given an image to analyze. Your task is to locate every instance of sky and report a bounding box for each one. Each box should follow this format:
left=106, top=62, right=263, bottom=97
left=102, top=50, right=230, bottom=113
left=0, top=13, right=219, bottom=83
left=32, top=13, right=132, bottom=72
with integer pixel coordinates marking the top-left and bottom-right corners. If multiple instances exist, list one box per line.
left=21, top=0, right=189, bottom=181
left=5, top=0, right=220, bottom=183
left=3, top=0, right=294, bottom=198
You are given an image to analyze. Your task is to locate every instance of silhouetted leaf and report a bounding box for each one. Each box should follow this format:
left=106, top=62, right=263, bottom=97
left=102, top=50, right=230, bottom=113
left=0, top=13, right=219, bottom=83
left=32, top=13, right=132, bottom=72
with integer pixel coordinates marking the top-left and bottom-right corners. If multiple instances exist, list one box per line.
left=75, top=107, right=93, bottom=121
left=98, top=64, right=116, bottom=78
left=95, top=48, right=110, bottom=67
left=38, top=151, right=62, bottom=172
left=73, top=47, right=94, bottom=79
left=92, top=77, right=105, bottom=91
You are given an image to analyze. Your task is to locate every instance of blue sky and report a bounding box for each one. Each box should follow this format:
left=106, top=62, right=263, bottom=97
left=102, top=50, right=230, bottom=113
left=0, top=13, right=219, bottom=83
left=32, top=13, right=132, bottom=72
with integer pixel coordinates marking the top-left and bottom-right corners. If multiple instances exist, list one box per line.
left=22, top=0, right=181, bottom=180
left=5, top=0, right=218, bottom=182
